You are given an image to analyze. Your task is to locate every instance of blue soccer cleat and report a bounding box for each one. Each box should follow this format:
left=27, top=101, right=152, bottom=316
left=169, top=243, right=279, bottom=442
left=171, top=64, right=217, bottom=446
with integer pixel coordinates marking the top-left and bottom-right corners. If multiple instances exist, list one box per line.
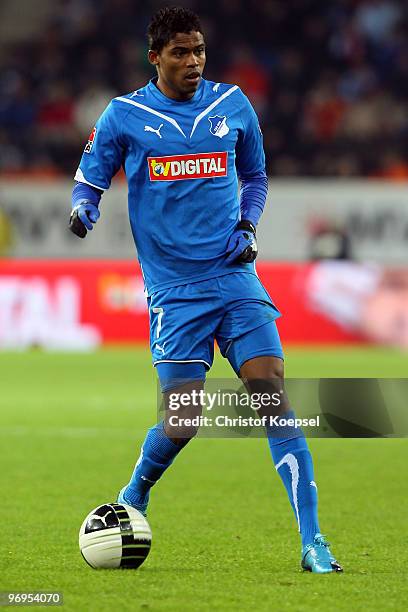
left=301, top=534, right=343, bottom=574
left=117, top=486, right=148, bottom=517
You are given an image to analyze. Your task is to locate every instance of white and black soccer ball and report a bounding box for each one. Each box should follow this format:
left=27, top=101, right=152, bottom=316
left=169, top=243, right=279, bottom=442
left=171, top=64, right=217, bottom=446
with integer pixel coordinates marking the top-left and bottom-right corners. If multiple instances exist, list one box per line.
left=79, top=503, right=152, bottom=569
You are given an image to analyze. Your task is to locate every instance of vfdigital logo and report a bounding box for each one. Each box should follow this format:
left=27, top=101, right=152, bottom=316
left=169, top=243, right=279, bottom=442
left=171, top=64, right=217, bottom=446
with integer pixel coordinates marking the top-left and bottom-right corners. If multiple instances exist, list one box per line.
left=148, top=152, right=228, bottom=181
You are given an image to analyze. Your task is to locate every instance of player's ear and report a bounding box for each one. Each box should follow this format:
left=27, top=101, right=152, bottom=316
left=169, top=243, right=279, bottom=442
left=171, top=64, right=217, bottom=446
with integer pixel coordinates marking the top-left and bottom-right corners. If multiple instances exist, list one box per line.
left=148, top=50, right=160, bottom=66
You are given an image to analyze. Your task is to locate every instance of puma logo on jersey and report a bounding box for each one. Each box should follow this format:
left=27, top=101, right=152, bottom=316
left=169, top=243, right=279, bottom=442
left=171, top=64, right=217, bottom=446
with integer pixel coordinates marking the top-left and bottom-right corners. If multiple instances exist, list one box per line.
left=144, top=123, right=163, bottom=138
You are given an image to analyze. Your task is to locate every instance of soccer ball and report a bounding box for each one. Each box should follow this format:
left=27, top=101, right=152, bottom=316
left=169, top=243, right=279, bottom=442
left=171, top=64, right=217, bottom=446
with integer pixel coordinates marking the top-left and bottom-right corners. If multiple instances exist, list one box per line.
left=79, top=503, right=152, bottom=569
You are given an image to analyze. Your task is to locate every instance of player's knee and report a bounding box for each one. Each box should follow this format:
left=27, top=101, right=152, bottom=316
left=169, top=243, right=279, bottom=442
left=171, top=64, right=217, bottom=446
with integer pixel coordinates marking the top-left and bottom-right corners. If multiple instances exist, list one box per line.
left=164, top=399, right=203, bottom=442
left=240, top=355, right=284, bottom=381
left=164, top=418, right=200, bottom=444
left=270, top=358, right=284, bottom=379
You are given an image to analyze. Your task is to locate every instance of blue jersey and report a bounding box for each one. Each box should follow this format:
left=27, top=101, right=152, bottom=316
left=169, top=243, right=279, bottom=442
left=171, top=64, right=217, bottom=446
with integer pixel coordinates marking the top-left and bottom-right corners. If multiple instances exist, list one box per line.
left=75, top=78, right=266, bottom=295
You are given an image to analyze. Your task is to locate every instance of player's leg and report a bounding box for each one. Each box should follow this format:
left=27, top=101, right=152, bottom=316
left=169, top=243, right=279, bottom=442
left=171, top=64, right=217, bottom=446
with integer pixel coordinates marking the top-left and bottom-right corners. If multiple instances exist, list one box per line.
left=216, top=273, right=342, bottom=572
left=226, top=322, right=342, bottom=573
left=118, top=364, right=206, bottom=515
left=118, top=280, right=221, bottom=514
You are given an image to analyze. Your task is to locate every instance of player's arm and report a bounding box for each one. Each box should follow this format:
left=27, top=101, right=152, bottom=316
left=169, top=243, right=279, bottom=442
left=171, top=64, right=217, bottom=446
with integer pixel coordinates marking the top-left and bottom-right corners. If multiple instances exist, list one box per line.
left=226, top=93, right=268, bottom=263
left=69, top=101, right=124, bottom=238
left=70, top=182, right=102, bottom=238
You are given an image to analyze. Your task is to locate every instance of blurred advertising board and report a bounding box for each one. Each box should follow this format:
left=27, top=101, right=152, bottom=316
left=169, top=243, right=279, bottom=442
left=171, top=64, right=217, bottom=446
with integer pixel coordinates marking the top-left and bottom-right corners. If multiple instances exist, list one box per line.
left=0, top=179, right=408, bottom=262
left=0, top=260, right=407, bottom=350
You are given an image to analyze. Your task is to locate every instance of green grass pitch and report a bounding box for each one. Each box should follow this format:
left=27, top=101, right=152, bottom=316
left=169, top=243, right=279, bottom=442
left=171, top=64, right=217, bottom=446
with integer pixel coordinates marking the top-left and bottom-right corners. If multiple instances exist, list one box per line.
left=0, top=346, right=407, bottom=611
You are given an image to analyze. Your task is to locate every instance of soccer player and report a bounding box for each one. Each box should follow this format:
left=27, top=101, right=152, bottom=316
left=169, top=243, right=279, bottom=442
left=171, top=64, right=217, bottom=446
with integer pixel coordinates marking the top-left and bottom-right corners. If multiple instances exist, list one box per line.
left=70, top=6, right=342, bottom=573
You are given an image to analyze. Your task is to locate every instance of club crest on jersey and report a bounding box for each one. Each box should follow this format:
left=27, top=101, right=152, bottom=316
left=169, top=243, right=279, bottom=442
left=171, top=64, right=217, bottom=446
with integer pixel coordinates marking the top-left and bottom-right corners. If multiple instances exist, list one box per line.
left=208, top=115, right=229, bottom=138
left=148, top=152, right=228, bottom=181
left=84, top=127, right=97, bottom=153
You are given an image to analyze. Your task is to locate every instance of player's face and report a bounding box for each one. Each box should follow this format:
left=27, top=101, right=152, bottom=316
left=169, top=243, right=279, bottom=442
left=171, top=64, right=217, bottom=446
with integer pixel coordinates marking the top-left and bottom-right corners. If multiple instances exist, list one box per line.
left=149, top=31, right=206, bottom=101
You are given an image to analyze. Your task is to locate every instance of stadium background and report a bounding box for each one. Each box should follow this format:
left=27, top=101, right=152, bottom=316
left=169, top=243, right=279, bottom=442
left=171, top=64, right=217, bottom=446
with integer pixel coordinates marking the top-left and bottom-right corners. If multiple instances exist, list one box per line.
left=1, top=1, right=407, bottom=611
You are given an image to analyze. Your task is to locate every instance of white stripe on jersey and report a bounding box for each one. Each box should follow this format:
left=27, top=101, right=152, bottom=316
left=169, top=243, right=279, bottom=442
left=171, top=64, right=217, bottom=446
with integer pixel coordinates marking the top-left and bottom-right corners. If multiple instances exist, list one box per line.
left=190, top=85, right=239, bottom=137
left=74, top=168, right=106, bottom=191
left=115, top=96, right=186, bottom=137
left=116, top=85, right=240, bottom=140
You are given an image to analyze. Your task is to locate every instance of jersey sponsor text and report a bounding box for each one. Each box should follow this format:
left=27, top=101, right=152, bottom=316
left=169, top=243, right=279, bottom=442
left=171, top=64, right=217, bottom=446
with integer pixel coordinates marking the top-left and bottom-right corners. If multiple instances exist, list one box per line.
left=148, top=152, right=228, bottom=181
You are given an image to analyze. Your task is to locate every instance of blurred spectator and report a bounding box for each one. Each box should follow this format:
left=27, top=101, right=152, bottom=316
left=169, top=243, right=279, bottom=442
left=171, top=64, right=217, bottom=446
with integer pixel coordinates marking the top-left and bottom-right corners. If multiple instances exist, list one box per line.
left=302, top=76, right=348, bottom=142
left=223, top=46, right=270, bottom=116
left=339, top=91, right=405, bottom=140
left=354, top=0, right=402, bottom=42
left=38, top=81, right=75, bottom=134
left=0, top=0, right=408, bottom=177
left=74, top=82, right=117, bottom=134
left=0, top=72, right=36, bottom=136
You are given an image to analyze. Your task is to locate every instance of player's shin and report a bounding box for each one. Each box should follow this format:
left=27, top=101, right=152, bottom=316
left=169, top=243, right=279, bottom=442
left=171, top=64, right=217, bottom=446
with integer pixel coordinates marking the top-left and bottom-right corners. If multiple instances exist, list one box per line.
left=266, top=411, right=320, bottom=548
left=121, top=421, right=183, bottom=513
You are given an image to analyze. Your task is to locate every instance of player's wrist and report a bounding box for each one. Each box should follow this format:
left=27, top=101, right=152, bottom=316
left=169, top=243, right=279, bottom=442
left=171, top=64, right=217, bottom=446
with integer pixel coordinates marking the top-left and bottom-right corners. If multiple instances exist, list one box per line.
left=72, top=182, right=102, bottom=214
left=237, top=220, right=256, bottom=235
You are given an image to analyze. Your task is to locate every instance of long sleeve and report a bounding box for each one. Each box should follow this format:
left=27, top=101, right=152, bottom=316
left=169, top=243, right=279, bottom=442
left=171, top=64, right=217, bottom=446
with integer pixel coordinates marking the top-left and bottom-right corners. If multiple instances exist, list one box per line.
left=239, top=173, right=268, bottom=227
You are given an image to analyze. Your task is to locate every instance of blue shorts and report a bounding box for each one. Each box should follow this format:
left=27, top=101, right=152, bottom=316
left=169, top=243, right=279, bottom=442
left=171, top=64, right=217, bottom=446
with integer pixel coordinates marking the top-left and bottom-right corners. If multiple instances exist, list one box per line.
left=147, top=272, right=283, bottom=391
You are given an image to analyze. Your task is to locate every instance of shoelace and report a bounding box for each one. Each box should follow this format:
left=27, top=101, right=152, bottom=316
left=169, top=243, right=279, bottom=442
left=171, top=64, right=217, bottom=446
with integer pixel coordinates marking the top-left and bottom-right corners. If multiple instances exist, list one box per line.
left=314, top=535, right=331, bottom=548
left=311, top=535, right=343, bottom=570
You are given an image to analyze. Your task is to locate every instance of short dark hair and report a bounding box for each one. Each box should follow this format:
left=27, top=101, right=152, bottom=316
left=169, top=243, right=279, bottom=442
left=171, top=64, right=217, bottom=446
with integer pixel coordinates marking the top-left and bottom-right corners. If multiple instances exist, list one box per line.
left=147, top=6, right=203, bottom=52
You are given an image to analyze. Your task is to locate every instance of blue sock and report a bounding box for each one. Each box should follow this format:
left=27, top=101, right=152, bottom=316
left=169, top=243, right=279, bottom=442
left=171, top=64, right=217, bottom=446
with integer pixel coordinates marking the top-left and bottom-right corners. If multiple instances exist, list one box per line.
left=266, top=410, right=320, bottom=547
left=124, top=422, right=182, bottom=510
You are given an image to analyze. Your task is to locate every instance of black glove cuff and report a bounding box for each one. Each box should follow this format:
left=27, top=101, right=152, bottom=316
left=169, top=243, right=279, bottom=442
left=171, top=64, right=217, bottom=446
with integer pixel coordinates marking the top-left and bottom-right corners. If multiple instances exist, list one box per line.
left=237, top=220, right=256, bottom=235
